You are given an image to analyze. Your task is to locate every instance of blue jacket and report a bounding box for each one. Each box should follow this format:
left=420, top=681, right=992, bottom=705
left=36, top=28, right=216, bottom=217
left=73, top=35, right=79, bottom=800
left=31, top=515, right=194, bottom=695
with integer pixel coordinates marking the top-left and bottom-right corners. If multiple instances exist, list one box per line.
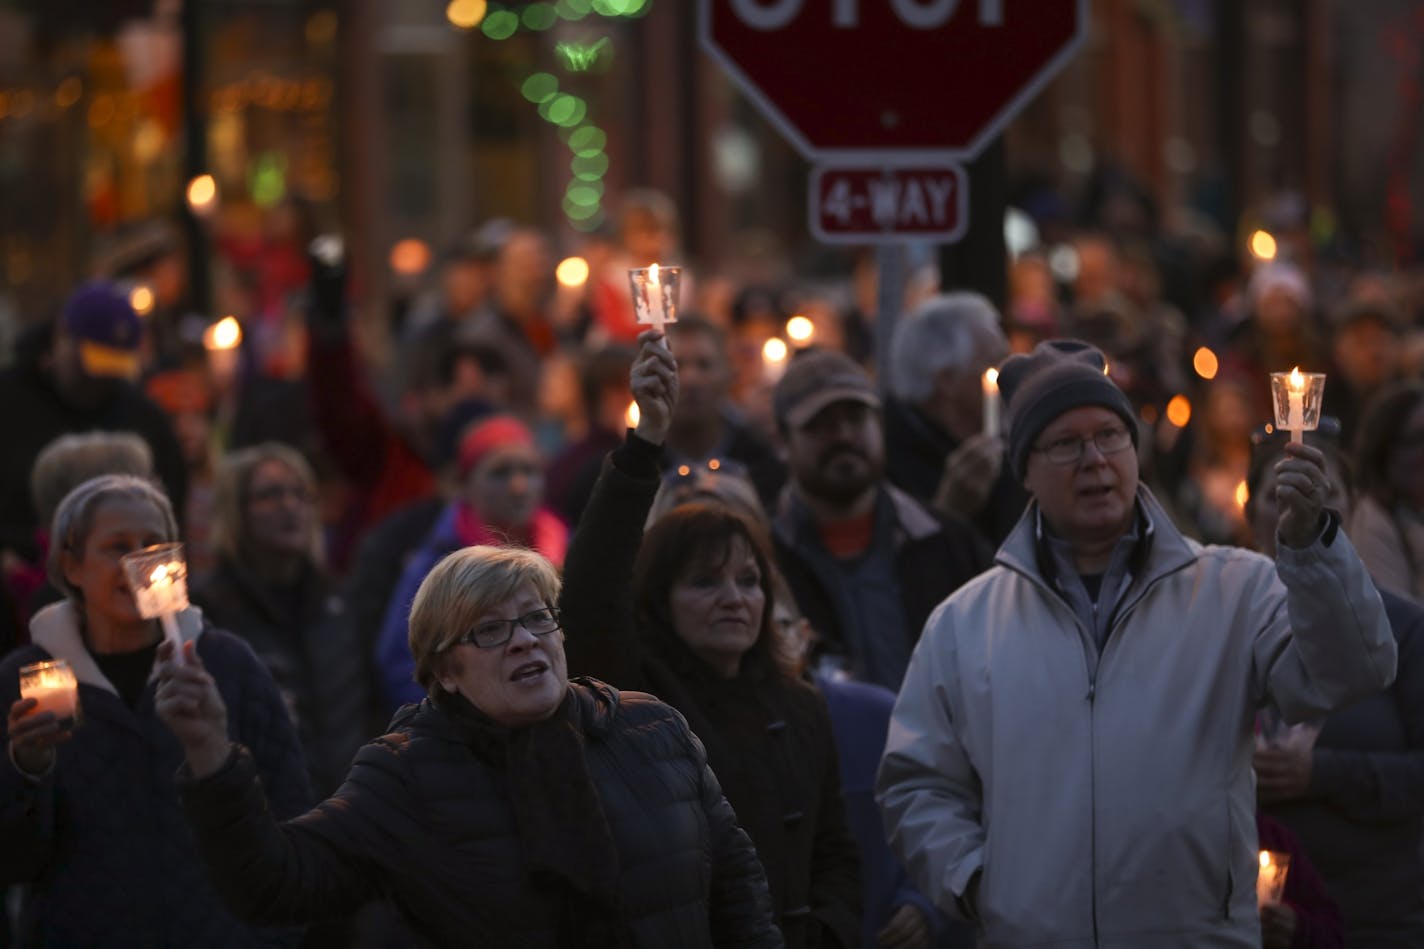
left=0, top=602, right=311, bottom=947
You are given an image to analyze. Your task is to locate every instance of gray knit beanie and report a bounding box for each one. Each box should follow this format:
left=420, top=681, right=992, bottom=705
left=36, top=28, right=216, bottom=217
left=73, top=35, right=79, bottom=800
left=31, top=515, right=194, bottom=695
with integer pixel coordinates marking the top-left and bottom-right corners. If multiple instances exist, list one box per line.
left=999, top=339, right=1137, bottom=479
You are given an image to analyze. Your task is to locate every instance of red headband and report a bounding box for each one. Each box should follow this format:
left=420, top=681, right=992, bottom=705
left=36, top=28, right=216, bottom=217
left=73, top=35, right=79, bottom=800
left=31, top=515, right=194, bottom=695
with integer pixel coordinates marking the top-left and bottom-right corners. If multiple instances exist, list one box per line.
left=458, top=415, right=535, bottom=478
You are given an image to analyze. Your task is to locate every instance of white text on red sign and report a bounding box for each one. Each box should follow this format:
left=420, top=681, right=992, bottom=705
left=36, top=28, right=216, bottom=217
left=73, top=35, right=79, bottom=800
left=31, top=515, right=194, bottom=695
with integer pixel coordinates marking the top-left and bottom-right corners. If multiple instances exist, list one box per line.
left=729, top=0, right=1004, bottom=29
left=811, top=165, right=967, bottom=243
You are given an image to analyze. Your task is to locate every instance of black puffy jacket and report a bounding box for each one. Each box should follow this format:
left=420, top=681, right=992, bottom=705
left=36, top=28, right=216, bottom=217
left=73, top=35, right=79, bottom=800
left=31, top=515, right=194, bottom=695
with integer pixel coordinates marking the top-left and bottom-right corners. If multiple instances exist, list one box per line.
left=179, top=678, right=783, bottom=949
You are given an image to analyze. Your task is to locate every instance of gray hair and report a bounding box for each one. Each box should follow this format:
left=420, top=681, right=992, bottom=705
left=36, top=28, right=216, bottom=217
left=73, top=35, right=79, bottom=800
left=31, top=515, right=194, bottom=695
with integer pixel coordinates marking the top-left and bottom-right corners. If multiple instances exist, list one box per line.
left=49, top=474, right=178, bottom=601
left=30, top=431, right=155, bottom=530
left=888, top=292, right=1006, bottom=403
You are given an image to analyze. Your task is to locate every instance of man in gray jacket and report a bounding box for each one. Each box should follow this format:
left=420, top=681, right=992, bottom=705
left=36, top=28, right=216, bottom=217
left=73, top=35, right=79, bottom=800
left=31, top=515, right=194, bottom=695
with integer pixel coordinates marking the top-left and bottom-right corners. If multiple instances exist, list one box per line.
left=878, top=339, right=1396, bottom=948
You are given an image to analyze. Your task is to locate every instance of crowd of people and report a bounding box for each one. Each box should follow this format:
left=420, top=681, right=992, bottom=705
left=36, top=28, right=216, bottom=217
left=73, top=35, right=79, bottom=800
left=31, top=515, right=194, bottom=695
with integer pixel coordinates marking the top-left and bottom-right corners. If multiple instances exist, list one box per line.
left=2, top=179, right=1424, bottom=948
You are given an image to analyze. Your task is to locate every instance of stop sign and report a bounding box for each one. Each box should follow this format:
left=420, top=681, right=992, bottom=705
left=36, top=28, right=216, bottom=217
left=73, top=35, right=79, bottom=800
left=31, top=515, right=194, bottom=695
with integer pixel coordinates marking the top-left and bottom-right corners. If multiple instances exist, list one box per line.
left=700, top=0, right=1089, bottom=159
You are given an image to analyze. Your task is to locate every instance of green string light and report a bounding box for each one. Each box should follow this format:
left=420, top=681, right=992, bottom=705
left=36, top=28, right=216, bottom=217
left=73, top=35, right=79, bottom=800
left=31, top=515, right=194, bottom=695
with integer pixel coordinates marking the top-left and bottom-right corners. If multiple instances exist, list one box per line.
left=571, top=153, right=610, bottom=180
left=521, top=72, right=559, bottom=104
left=476, top=1, right=639, bottom=228
left=521, top=3, right=558, bottom=30
left=481, top=10, right=519, bottom=39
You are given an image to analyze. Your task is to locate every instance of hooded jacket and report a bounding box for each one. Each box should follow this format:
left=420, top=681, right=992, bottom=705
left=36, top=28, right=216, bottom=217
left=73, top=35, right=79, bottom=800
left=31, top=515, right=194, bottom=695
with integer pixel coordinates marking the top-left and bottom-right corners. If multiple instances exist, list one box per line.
left=878, top=489, right=1395, bottom=948
left=0, top=602, right=309, bottom=947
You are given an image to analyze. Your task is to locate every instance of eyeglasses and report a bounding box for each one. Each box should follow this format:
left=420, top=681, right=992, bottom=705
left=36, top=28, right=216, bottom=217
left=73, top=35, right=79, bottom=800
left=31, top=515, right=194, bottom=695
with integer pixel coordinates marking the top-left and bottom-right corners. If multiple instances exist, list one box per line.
left=1032, top=426, right=1133, bottom=466
left=663, top=457, right=750, bottom=487
left=452, top=607, right=562, bottom=649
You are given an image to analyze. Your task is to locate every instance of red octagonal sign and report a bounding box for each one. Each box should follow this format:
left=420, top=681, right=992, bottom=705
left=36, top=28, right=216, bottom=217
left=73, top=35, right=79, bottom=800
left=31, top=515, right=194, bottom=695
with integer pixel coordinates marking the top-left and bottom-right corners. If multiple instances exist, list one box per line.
left=701, top=0, right=1089, bottom=160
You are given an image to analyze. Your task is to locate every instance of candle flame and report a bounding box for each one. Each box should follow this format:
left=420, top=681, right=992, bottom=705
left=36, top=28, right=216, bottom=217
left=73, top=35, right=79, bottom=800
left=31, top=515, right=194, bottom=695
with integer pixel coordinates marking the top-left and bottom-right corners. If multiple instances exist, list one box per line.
left=786, top=316, right=814, bottom=343
left=984, top=368, right=999, bottom=388
left=150, top=564, right=169, bottom=583
left=1289, top=366, right=1304, bottom=391
left=1260, top=851, right=1272, bottom=869
left=204, top=316, right=242, bottom=351
left=1235, top=480, right=1250, bottom=510
left=648, top=263, right=660, bottom=287
left=763, top=338, right=788, bottom=364
left=625, top=400, right=640, bottom=428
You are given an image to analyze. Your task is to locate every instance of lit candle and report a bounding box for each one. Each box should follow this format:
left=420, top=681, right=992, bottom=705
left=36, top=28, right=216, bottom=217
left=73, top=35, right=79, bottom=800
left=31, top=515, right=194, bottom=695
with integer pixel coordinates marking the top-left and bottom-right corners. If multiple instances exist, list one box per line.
left=629, top=264, right=679, bottom=349
left=763, top=337, right=789, bottom=384
left=121, top=544, right=190, bottom=660
left=646, top=264, right=666, bottom=340
left=982, top=368, right=1001, bottom=438
left=1257, top=850, right=1290, bottom=908
left=1287, top=366, right=1305, bottom=444
left=19, top=660, right=79, bottom=728
left=203, top=316, right=242, bottom=390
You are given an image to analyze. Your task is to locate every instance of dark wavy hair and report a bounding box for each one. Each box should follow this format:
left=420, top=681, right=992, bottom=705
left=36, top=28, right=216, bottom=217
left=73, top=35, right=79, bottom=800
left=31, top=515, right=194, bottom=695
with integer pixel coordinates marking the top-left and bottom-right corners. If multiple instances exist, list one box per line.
left=633, top=502, right=796, bottom=681
left=1352, top=380, right=1424, bottom=507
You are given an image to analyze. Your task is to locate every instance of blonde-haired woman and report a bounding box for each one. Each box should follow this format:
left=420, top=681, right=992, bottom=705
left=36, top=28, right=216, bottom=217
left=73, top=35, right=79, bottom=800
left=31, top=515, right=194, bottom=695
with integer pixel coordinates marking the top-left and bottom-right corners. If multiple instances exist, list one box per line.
left=157, top=543, right=783, bottom=947
left=194, top=442, right=369, bottom=796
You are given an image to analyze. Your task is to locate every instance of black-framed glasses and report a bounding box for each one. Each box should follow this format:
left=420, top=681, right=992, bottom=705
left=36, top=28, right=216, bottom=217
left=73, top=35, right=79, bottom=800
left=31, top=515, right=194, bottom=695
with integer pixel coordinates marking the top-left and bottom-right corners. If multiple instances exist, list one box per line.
left=452, top=607, right=562, bottom=649
left=1032, top=425, right=1133, bottom=466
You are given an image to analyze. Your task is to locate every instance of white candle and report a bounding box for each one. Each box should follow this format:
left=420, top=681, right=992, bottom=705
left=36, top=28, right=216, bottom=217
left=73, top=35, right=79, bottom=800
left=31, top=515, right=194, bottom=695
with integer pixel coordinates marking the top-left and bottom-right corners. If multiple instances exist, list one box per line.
left=1287, top=367, right=1305, bottom=444
left=982, top=368, right=1001, bottom=438
left=20, top=663, right=78, bottom=726
left=1257, top=850, right=1290, bottom=908
left=646, top=263, right=666, bottom=339
left=763, top=338, right=788, bottom=384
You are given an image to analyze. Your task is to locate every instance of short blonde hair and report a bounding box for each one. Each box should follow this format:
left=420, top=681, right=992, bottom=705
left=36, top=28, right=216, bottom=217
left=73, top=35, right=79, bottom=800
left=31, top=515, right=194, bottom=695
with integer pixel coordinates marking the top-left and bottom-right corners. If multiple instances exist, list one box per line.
left=408, top=545, right=562, bottom=693
left=211, top=443, right=324, bottom=566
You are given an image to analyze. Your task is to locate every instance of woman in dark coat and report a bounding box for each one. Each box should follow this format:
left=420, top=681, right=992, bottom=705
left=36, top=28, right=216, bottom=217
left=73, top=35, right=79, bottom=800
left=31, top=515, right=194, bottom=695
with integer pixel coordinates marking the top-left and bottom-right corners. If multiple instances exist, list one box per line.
left=157, top=539, right=782, bottom=948
left=1248, top=419, right=1424, bottom=945
left=193, top=442, right=370, bottom=795
left=562, top=330, right=861, bottom=949
left=1, top=474, right=309, bottom=947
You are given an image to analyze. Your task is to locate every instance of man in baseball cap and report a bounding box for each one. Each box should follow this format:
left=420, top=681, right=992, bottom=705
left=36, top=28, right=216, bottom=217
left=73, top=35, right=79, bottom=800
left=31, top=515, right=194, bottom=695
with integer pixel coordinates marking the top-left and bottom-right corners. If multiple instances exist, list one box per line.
left=59, top=281, right=143, bottom=382
left=769, top=349, right=989, bottom=691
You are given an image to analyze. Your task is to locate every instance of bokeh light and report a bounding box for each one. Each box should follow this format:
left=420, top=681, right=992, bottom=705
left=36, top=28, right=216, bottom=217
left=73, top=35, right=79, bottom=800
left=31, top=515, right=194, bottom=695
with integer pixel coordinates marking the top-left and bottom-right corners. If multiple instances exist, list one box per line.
left=1193, top=346, right=1219, bottom=380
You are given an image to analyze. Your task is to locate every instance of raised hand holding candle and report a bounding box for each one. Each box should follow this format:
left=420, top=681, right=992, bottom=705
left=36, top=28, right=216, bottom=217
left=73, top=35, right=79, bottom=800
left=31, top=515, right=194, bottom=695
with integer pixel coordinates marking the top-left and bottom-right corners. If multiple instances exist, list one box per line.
left=1269, top=367, right=1326, bottom=445
left=19, top=659, right=80, bottom=730
left=120, top=543, right=190, bottom=659
left=982, top=368, right=1001, bottom=438
left=628, top=264, right=681, bottom=347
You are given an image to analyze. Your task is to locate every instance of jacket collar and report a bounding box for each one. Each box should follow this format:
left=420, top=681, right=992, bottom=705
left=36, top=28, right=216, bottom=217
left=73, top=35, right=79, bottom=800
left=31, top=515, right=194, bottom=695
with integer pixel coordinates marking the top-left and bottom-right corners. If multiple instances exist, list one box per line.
left=996, top=485, right=1196, bottom=588
left=775, top=481, right=941, bottom=549
left=410, top=676, right=622, bottom=743
left=28, top=600, right=206, bottom=697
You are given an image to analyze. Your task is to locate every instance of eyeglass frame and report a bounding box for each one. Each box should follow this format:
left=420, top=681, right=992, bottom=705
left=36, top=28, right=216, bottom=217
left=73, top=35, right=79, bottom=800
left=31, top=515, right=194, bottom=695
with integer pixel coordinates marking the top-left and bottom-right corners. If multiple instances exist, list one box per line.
left=1030, top=424, right=1135, bottom=466
left=449, top=606, right=563, bottom=650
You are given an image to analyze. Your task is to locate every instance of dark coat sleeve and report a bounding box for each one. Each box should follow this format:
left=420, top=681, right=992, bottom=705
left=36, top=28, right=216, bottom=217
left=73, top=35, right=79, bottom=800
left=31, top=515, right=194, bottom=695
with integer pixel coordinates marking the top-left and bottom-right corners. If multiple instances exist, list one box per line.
left=179, top=740, right=403, bottom=924
left=559, top=434, right=662, bottom=690
left=208, top=631, right=314, bottom=822
left=1308, top=594, right=1424, bottom=822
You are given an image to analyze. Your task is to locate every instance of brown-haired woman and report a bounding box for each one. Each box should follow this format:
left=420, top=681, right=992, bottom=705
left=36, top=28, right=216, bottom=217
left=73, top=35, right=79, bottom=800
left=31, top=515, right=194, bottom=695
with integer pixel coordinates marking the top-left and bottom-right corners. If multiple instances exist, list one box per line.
left=562, top=330, right=860, bottom=949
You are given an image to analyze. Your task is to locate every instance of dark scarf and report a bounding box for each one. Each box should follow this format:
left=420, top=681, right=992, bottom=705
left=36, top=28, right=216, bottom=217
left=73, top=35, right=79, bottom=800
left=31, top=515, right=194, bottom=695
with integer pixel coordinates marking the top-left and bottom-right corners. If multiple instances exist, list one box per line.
left=432, top=685, right=631, bottom=948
